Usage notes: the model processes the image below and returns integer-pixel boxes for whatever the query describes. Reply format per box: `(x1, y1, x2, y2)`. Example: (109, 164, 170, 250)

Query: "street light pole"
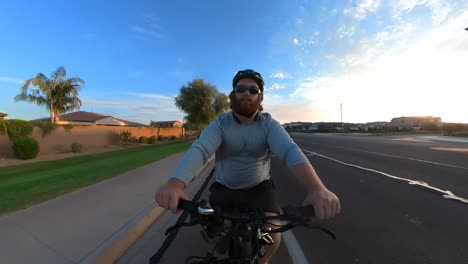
(340, 102, 343, 130)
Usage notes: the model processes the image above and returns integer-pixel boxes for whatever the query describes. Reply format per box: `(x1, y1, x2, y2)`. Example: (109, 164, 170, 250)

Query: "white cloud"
(393, 0, 422, 13)
(83, 98, 147, 109)
(264, 95, 323, 124)
(0, 76, 23, 85)
(429, 1, 452, 26)
(293, 38, 300, 46)
(131, 93, 174, 100)
(392, 0, 454, 26)
(294, 55, 306, 67)
(337, 25, 356, 38)
(131, 26, 164, 39)
(295, 18, 304, 25)
(276, 10, 468, 123)
(131, 13, 165, 39)
(375, 23, 414, 42)
(265, 83, 286, 91)
(81, 92, 183, 124)
(335, 22, 414, 68)
(344, 0, 382, 21)
(270, 72, 290, 79)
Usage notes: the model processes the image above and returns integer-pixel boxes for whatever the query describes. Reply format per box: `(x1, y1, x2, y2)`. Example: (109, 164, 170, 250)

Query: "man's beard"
(231, 95, 261, 118)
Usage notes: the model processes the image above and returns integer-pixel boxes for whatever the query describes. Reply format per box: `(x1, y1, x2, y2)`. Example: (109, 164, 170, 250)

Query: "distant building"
(318, 122, 343, 131)
(0, 112, 7, 120)
(365, 121, 389, 131)
(32, 111, 146, 127)
(390, 116, 442, 130)
(349, 123, 366, 131)
(283, 122, 345, 132)
(151, 120, 183, 128)
(283, 122, 316, 131)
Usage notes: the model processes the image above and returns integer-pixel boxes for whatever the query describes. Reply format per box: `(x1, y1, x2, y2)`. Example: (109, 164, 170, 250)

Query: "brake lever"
(261, 223, 297, 234)
(165, 221, 199, 235)
(306, 226, 337, 240)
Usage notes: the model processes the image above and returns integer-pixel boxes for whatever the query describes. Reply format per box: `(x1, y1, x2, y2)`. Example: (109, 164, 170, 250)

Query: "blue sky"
(1, 0, 468, 124)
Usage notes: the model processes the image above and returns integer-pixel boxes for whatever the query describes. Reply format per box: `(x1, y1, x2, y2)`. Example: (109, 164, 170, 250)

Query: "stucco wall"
(0, 125, 185, 158)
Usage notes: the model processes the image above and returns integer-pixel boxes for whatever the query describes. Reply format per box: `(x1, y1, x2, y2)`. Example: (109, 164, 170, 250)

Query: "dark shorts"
(209, 180, 280, 214)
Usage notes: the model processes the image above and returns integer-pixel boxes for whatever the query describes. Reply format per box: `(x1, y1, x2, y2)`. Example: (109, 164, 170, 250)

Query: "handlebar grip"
(300, 205, 315, 217)
(177, 199, 196, 212)
(282, 205, 315, 221)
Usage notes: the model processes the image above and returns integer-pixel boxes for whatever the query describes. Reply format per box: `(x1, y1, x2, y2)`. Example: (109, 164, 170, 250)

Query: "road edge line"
(283, 230, 310, 264)
(95, 206, 165, 264)
(92, 155, 215, 264)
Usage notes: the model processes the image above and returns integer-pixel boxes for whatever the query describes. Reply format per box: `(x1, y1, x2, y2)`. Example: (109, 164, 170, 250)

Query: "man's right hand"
(155, 179, 188, 213)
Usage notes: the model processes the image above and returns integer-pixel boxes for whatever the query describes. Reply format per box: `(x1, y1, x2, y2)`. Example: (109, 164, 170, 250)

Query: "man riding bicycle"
(155, 69, 341, 264)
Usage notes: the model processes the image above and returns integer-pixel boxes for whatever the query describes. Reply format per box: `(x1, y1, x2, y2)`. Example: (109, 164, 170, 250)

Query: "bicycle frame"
(163, 200, 336, 264)
(185, 212, 269, 263)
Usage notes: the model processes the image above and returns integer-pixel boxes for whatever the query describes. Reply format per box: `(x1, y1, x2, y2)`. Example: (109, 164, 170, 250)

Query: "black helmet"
(232, 69, 265, 92)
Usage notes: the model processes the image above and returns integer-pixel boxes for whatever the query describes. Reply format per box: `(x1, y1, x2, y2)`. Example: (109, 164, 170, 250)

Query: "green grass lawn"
(0, 141, 192, 216)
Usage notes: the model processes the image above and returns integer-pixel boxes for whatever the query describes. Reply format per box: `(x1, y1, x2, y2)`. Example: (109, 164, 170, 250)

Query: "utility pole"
(340, 102, 343, 130)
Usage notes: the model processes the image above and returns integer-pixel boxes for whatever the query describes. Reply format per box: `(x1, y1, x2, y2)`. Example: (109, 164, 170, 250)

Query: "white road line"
(334, 146, 468, 170)
(283, 230, 310, 264)
(302, 149, 468, 205)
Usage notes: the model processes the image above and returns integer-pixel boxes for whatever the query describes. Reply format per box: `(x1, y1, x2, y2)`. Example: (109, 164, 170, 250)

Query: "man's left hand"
(302, 189, 341, 220)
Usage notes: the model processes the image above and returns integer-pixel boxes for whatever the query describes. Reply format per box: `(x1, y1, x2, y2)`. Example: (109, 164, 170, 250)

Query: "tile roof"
(31, 111, 147, 126)
(59, 111, 110, 122)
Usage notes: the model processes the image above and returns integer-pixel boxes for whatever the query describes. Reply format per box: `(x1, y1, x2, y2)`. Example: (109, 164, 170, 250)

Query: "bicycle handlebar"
(177, 199, 315, 227)
(173, 199, 336, 240)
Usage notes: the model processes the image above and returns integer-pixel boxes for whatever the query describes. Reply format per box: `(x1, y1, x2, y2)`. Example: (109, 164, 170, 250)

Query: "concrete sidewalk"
(0, 152, 214, 264)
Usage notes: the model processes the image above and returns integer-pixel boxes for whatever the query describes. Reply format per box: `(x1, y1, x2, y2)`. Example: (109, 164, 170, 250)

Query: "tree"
(175, 78, 229, 133)
(149, 120, 158, 127)
(15, 66, 84, 123)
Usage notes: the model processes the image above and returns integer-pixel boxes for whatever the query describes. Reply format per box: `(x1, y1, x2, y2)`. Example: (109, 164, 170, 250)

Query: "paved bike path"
(0, 152, 214, 264)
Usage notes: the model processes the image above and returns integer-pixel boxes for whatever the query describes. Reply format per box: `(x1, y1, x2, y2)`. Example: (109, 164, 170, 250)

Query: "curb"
(95, 206, 166, 264)
(93, 155, 215, 264)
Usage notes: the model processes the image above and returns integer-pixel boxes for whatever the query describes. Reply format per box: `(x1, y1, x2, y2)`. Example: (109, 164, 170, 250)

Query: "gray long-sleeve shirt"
(170, 111, 309, 189)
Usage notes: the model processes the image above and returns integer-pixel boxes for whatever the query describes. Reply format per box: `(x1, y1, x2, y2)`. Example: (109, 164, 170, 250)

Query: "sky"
(1, 0, 468, 125)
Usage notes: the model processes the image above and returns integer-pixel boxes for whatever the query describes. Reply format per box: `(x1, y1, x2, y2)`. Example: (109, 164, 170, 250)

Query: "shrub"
(0, 120, 6, 135)
(452, 131, 468, 137)
(12, 137, 39, 159)
(63, 124, 74, 131)
(139, 136, 148, 144)
(30, 121, 57, 138)
(157, 135, 165, 141)
(169, 135, 177, 140)
(120, 130, 132, 145)
(4, 119, 33, 139)
(149, 135, 157, 144)
(71, 142, 82, 153)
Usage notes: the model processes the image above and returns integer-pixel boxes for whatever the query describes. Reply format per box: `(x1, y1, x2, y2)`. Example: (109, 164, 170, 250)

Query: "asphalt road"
(120, 133, 468, 264)
(277, 133, 468, 264)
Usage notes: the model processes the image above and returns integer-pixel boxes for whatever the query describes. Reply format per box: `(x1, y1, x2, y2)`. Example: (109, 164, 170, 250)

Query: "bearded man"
(155, 69, 341, 264)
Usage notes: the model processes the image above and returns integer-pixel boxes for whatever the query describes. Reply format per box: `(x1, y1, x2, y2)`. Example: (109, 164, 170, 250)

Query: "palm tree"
(15, 66, 85, 123)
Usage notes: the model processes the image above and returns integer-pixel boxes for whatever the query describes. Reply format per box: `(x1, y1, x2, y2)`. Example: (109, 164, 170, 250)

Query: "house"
(0, 112, 7, 120)
(283, 122, 314, 131)
(390, 116, 442, 130)
(32, 111, 146, 127)
(365, 121, 389, 131)
(283, 122, 346, 132)
(151, 120, 183, 128)
(349, 123, 365, 131)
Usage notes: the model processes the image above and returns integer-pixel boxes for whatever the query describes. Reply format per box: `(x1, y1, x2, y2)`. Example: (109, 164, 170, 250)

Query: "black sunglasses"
(234, 85, 262, 95)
